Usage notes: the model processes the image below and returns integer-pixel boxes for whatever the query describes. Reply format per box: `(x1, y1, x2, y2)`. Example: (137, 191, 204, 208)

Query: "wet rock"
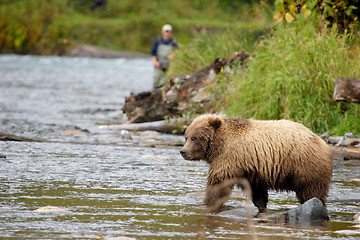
(61, 125, 90, 135)
(338, 138, 360, 147)
(123, 51, 250, 123)
(345, 132, 358, 139)
(285, 197, 329, 226)
(217, 207, 256, 220)
(61, 129, 90, 135)
(267, 198, 330, 226)
(334, 229, 360, 235)
(322, 132, 360, 160)
(327, 136, 344, 145)
(120, 130, 132, 140)
(322, 132, 360, 147)
(218, 198, 329, 226)
(354, 213, 360, 222)
(34, 206, 69, 213)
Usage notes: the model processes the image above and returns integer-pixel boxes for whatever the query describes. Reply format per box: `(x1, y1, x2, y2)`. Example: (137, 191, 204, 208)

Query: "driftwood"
(0, 132, 45, 142)
(123, 51, 250, 123)
(99, 118, 191, 135)
(331, 146, 360, 160)
(333, 77, 360, 103)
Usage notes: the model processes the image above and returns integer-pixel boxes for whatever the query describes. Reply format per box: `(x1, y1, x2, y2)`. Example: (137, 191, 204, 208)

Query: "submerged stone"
(354, 213, 360, 222)
(286, 197, 329, 226)
(217, 207, 256, 220)
(34, 206, 69, 213)
(217, 197, 329, 227)
(334, 230, 360, 235)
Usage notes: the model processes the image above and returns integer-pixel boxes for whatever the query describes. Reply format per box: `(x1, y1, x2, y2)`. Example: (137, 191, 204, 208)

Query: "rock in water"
(218, 197, 330, 227)
(286, 197, 329, 226)
(354, 213, 360, 222)
(34, 206, 68, 213)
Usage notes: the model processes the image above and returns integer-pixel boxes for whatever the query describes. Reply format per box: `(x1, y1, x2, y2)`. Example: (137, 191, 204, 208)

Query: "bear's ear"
(209, 117, 222, 130)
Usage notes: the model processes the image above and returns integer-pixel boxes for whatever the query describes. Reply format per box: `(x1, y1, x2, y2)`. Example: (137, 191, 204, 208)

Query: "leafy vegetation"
(0, 0, 70, 55)
(0, 0, 268, 55)
(0, 0, 359, 135)
(273, 0, 360, 30)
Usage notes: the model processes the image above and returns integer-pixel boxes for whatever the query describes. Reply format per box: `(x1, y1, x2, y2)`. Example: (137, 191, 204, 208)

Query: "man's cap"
(162, 24, 172, 32)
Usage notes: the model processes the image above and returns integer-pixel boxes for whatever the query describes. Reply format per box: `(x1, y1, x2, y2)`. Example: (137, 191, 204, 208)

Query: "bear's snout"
(180, 149, 188, 160)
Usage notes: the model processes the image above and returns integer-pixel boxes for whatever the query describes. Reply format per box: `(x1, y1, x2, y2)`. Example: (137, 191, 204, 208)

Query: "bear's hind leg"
(295, 184, 328, 207)
(251, 185, 268, 213)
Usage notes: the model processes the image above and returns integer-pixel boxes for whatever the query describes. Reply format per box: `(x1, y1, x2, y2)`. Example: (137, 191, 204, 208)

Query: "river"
(0, 54, 359, 239)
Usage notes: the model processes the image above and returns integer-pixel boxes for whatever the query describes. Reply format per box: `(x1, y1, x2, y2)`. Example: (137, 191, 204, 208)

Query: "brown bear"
(180, 114, 333, 212)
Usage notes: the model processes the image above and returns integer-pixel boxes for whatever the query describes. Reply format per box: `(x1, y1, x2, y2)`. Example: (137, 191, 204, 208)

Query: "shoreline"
(1, 44, 150, 59)
(68, 44, 150, 59)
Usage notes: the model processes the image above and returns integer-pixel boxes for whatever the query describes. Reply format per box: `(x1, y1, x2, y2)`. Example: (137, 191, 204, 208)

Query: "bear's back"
(221, 118, 332, 182)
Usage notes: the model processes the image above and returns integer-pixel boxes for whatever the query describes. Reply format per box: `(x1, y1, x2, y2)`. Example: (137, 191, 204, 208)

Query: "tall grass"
(226, 16, 360, 135)
(167, 26, 265, 76)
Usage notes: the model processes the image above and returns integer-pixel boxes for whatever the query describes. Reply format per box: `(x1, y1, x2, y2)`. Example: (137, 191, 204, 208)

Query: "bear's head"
(180, 115, 222, 161)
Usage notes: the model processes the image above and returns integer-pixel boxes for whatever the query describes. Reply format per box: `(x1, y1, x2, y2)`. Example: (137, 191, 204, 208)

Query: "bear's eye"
(191, 137, 197, 141)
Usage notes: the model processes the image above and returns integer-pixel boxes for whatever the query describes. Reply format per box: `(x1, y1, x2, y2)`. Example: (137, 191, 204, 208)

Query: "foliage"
(0, 0, 71, 55)
(226, 16, 360, 135)
(1, 0, 359, 135)
(273, 0, 360, 31)
(0, 0, 269, 55)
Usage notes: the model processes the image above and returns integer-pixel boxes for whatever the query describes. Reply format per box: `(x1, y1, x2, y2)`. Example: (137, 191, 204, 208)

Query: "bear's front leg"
(251, 184, 268, 213)
(204, 182, 233, 212)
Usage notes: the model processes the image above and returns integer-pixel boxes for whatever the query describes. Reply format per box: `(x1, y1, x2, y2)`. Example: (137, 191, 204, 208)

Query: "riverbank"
(69, 44, 150, 59)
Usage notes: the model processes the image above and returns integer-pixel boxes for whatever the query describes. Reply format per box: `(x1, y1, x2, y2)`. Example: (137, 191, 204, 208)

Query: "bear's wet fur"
(180, 114, 333, 212)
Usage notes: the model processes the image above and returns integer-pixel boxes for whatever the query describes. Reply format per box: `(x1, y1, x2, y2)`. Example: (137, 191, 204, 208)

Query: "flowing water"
(0, 54, 359, 239)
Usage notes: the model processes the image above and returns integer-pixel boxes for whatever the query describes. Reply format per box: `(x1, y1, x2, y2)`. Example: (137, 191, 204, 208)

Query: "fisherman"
(150, 24, 178, 88)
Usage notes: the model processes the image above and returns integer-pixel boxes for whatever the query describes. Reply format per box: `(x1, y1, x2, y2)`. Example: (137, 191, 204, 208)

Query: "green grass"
(166, 26, 267, 76)
(225, 15, 360, 135)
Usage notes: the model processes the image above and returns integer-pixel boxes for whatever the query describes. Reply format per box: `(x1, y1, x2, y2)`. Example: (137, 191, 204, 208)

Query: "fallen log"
(99, 118, 192, 135)
(123, 89, 168, 123)
(123, 51, 250, 123)
(333, 77, 360, 103)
